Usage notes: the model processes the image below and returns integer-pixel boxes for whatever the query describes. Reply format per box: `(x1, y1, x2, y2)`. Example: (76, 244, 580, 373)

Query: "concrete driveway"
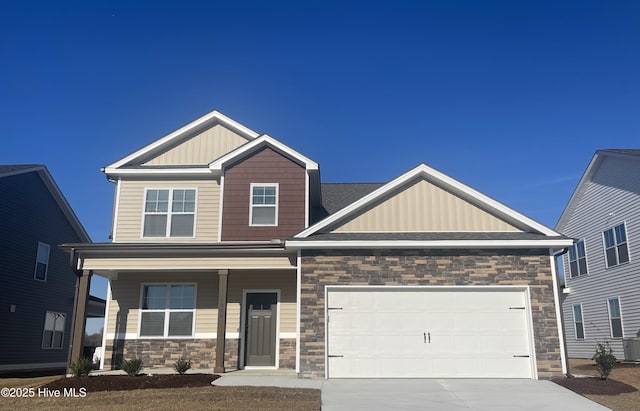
(321, 379, 609, 411)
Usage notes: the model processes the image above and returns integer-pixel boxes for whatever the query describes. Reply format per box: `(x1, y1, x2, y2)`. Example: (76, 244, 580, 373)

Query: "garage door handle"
(424, 332, 430, 344)
(328, 355, 344, 358)
(513, 355, 530, 358)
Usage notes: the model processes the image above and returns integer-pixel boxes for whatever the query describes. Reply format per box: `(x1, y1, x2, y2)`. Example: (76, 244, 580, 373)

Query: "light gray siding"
(561, 155, 640, 358)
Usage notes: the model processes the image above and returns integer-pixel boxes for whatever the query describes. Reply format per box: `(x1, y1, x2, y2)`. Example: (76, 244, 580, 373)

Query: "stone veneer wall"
(102, 337, 297, 371)
(298, 249, 563, 379)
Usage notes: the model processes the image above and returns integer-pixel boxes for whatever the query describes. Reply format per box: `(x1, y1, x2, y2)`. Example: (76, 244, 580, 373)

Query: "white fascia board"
(295, 163, 562, 238)
(286, 239, 575, 249)
(555, 152, 601, 232)
(106, 110, 260, 170)
(209, 134, 318, 172)
(103, 167, 213, 177)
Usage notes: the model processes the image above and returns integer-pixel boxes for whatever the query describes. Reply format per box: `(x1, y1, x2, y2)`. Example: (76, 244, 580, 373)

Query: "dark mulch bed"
(43, 374, 220, 392)
(553, 376, 637, 395)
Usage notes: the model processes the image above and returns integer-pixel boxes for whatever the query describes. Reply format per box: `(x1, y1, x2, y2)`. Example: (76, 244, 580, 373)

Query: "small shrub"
(69, 357, 93, 377)
(174, 357, 192, 375)
(592, 342, 617, 380)
(121, 358, 143, 376)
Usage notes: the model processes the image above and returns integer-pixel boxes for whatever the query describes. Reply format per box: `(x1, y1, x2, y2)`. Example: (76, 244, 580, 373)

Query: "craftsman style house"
(0, 165, 91, 372)
(63, 110, 573, 379)
(557, 150, 640, 360)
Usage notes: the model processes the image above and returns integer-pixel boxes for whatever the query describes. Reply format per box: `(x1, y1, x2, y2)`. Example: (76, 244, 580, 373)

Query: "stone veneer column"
(214, 269, 229, 373)
(67, 269, 92, 373)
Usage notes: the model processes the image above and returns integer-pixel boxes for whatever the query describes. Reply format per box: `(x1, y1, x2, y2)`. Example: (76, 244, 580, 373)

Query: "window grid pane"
(143, 285, 167, 309)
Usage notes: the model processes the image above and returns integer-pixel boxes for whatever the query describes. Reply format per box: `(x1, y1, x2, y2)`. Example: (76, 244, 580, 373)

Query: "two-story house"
(0, 165, 92, 372)
(556, 149, 640, 360)
(63, 110, 573, 379)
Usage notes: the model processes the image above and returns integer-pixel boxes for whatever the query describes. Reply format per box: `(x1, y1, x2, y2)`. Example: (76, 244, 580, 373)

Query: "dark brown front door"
(245, 292, 277, 366)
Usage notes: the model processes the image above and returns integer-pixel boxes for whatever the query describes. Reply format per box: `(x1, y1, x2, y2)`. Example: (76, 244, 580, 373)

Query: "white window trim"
(607, 297, 624, 339)
(34, 242, 50, 282)
(141, 188, 198, 238)
(602, 222, 630, 268)
(249, 183, 279, 227)
(568, 239, 588, 278)
(572, 303, 585, 340)
(42, 311, 66, 349)
(138, 283, 197, 339)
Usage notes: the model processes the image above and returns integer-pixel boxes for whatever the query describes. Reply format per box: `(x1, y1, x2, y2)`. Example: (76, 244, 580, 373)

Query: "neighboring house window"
(34, 242, 50, 281)
(572, 304, 585, 339)
(139, 284, 195, 337)
(143, 189, 196, 237)
(603, 223, 629, 268)
(42, 311, 65, 349)
(607, 297, 623, 338)
(250, 184, 278, 226)
(568, 239, 588, 278)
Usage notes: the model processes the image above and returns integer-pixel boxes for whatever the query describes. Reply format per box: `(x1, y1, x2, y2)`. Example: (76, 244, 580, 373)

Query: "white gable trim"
(295, 163, 561, 238)
(209, 134, 319, 173)
(105, 110, 260, 172)
(556, 150, 640, 232)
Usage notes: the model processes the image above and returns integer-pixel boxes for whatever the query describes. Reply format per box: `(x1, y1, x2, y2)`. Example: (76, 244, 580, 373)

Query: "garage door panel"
(327, 288, 533, 379)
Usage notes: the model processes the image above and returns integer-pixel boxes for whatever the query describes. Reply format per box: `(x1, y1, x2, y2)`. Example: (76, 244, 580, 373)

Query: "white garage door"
(327, 287, 533, 378)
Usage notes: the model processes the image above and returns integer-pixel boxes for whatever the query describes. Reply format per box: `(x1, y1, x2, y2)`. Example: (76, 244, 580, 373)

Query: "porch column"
(214, 269, 229, 373)
(67, 269, 92, 373)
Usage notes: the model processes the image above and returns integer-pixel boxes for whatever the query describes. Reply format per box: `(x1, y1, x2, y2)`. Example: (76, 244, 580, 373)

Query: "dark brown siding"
(221, 146, 306, 241)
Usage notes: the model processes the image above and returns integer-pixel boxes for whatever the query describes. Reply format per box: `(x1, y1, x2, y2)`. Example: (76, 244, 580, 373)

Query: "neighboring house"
(556, 149, 640, 360)
(62, 110, 573, 379)
(0, 165, 92, 372)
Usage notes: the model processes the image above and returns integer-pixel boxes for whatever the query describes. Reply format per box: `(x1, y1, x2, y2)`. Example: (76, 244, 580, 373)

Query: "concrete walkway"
(321, 379, 610, 411)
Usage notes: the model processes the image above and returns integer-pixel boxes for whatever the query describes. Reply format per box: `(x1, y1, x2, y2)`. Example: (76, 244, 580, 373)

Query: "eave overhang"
(286, 239, 574, 250)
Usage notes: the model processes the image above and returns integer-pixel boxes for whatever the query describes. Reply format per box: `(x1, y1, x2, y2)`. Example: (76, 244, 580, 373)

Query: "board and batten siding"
(142, 124, 249, 166)
(113, 178, 220, 242)
(334, 179, 521, 233)
(105, 270, 296, 338)
(561, 155, 640, 358)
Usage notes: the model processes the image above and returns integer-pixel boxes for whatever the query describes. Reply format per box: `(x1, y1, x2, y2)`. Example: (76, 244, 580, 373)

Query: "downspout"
(551, 247, 572, 377)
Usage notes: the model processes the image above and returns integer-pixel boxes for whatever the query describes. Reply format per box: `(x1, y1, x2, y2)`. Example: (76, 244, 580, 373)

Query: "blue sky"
(1, 1, 639, 332)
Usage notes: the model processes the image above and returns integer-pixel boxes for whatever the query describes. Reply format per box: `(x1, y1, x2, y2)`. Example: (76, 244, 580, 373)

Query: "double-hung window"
(603, 223, 629, 268)
(250, 184, 278, 226)
(34, 242, 50, 281)
(140, 284, 195, 337)
(42, 311, 66, 349)
(567, 239, 588, 278)
(572, 304, 585, 339)
(143, 189, 196, 237)
(607, 297, 623, 338)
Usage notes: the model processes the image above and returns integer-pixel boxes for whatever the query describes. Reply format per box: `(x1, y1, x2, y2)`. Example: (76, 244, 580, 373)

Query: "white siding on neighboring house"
(561, 155, 640, 359)
(113, 178, 220, 242)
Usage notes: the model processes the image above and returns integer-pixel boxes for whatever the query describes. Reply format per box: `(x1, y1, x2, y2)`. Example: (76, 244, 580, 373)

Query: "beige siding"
(82, 255, 296, 271)
(114, 178, 220, 242)
(105, 270, 296, 337)
(143, 124, 249, 166)
(334, 179, 521, 232)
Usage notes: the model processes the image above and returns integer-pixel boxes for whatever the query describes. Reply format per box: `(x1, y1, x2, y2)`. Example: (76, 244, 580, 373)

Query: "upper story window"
(34, 242, 50, 281)
(42, 311, 66, 349)
(250, 184, 278, 226)
(603, 223, 629, 268)
(607, 297, 623, 338)
(139, 284, 196, 338)
(143, 189, 196, 237)
(567, 239, 588, 278)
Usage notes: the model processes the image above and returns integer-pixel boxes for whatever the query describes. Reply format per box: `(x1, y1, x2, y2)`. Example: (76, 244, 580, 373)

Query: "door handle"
(424, 332, 431, 344)
(424, 332, 426, 344)
(428, 332, 431, 344)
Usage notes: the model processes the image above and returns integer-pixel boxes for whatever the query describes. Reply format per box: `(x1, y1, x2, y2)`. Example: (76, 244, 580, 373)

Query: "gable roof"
(103, 110, 260, 175)
(209, 134, 318, 173)
(321, 183, 386, 215)
(556, 149, 640, 232)
(0, 165, 91, 243)
(289, 163, 570, 249)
